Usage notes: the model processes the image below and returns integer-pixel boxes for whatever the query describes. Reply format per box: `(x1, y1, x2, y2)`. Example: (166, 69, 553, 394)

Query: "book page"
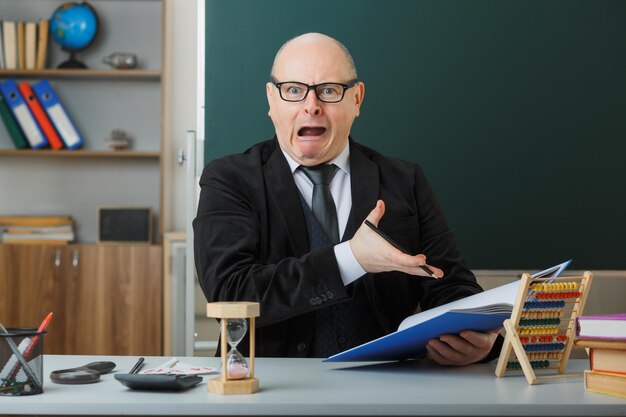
(397, 260, 572, 332)
(398, 281, 520, 331)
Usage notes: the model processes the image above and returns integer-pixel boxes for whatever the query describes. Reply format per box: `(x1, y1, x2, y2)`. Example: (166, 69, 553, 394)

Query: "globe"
(50, 2, 99, 69)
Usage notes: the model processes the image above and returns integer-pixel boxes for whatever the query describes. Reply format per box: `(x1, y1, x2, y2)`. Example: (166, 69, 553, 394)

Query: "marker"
(8, 312, 54, 379)
(364, 220, 437, 277)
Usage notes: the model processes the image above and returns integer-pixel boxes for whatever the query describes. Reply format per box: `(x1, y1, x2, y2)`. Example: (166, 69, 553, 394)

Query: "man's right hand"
(349, 199, 444, 278)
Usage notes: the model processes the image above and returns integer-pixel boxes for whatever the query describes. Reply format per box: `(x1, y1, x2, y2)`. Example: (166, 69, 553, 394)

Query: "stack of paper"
(140, 358, 216, 375)
(0, 216, 75, 244)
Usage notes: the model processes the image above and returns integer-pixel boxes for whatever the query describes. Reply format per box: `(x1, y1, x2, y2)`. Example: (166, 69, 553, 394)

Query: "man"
(194, 33, 500, 365)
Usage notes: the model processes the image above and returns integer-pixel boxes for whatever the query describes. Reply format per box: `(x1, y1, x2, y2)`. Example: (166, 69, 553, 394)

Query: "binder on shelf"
(2, 21, 16, 70)
(16, 22, 25, 70)
(0, 79, 47, 149)
(18, 82, 64, 150)
(25, 22, 37, 70)
(36, 19, 49, 70)
(0, 89, 29, 149)
(32, 80, 83, 149)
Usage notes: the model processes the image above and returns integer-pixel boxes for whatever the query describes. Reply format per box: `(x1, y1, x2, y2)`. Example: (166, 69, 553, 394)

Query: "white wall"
(164, 0, 220, 356)
(163, 0, 197, 233)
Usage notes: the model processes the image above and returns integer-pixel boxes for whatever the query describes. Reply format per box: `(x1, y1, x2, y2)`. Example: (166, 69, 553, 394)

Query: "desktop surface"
(0, 355, 624, 416)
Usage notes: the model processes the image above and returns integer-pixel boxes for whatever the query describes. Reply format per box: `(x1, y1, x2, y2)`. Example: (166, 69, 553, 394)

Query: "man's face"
(266, 35, 364, 166)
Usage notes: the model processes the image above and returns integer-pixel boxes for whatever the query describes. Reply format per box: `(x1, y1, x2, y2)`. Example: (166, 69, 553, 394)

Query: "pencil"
(364, 220, 435, 277)
(130, 357, 145, 374)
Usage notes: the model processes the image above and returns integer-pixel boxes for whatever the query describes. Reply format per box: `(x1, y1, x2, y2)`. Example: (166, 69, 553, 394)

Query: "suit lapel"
(343, 140, 380, 240)
(263, 139, 379, 252)
(264, 144, 309, 256)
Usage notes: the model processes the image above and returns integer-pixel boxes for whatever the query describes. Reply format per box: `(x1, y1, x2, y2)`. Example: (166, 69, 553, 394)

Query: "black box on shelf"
(98, 207, 152, 243)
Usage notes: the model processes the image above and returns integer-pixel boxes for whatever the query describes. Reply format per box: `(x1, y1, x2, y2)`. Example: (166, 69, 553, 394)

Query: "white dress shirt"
(281, 142, 366, 285)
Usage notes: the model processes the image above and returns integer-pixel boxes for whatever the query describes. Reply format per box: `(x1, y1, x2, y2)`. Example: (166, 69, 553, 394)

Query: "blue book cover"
(324, 260, 571, 362)
(31, 80, 84, 150)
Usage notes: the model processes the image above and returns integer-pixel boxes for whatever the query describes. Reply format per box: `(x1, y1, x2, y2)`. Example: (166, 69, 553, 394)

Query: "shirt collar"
(281, 141, 351, 175)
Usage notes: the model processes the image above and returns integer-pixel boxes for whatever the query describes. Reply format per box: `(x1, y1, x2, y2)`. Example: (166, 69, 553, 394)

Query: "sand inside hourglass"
(226, 318, 250, 380)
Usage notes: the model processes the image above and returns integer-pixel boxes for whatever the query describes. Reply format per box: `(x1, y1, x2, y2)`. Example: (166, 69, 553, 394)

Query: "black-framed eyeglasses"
(270, 76, 358, 103)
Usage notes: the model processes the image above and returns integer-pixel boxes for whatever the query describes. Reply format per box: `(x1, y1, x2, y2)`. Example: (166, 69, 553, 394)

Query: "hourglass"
(206, 302, 260, 394)
(225, 318, 248, 379)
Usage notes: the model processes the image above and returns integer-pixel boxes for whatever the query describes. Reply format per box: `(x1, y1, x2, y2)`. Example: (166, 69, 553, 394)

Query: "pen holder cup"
(0, 328, 44, 396)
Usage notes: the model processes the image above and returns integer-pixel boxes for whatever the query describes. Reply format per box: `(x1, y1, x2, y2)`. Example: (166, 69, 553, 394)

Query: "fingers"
(426, 336, 468, 366)
(365, 199, 385, 226)
(388, 250, 444, 279)
(427, 266, 444, 279)
(350, 199, 444, 278)
(426, 343, 454, 365)
(426, 330, 499, 366)
(458, 330, 490, 347)
(398, 262, 444, 279)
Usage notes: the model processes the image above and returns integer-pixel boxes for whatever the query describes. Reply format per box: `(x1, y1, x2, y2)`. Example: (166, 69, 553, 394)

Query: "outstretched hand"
(349, 200, 443, 278)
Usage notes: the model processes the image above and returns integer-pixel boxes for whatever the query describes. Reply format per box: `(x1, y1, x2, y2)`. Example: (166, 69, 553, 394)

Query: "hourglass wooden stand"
(206, 302, 260, 394)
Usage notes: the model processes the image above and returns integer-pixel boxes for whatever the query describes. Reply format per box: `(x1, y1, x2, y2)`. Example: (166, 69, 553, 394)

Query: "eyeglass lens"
(279, 82, 346, 103)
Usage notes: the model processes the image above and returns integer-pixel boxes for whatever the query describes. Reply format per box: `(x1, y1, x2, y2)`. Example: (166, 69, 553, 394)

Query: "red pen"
(8, 312, 53, 379)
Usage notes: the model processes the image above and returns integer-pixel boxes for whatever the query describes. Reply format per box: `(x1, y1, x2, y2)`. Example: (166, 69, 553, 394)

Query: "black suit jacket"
(194, 138, 488, 358)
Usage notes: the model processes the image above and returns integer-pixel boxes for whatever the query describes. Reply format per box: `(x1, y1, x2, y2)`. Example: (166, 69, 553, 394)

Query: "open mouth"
(298, 127, 327, 137)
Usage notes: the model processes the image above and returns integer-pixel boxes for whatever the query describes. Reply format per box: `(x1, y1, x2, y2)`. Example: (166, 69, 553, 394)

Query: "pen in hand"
(364, 220, 437, 278)
(129, 357, 145, 374)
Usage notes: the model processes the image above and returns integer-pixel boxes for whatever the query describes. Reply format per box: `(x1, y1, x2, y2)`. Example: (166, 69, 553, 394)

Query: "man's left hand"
(426, 329, 499, 366)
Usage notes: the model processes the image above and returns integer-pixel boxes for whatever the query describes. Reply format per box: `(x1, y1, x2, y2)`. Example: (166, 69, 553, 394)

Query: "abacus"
(495, 271, 593, 384)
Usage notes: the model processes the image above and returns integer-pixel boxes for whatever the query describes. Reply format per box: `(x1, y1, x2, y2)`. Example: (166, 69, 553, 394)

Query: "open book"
(324, 260, 571, 362)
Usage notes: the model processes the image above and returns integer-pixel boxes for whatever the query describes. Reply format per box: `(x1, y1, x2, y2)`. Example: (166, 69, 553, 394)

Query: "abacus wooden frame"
(495, 271, 593, 385)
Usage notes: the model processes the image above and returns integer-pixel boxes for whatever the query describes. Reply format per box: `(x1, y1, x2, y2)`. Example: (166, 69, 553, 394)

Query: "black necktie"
(300, 164, 340, 244)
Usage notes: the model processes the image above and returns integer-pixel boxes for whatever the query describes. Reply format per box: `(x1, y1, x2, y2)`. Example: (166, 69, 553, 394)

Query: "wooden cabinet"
(0, 243, 162, 355)
(0, 244, 67, 353)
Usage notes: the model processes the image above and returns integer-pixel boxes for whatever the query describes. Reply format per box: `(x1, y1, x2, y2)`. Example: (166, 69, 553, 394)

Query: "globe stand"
(58, 50, 88, 69)
(206, 302, 260, 395)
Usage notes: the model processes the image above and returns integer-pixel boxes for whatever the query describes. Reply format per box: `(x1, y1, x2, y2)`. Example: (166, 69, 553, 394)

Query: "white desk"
(0, 355, 625, 416)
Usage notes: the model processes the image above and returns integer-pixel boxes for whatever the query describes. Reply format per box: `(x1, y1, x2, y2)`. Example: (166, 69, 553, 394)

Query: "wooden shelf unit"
(0, 149, 161, 158)
(0, 0, 166, 244)
(0, 0, 167, 356)
(0, 69, 161, 80)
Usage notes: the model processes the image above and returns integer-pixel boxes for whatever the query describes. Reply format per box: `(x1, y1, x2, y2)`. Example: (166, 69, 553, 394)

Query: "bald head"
(270, 33, 357, 80)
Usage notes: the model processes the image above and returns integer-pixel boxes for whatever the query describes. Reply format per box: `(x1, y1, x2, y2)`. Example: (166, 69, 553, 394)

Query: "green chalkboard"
(205, 0, 626, 270)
